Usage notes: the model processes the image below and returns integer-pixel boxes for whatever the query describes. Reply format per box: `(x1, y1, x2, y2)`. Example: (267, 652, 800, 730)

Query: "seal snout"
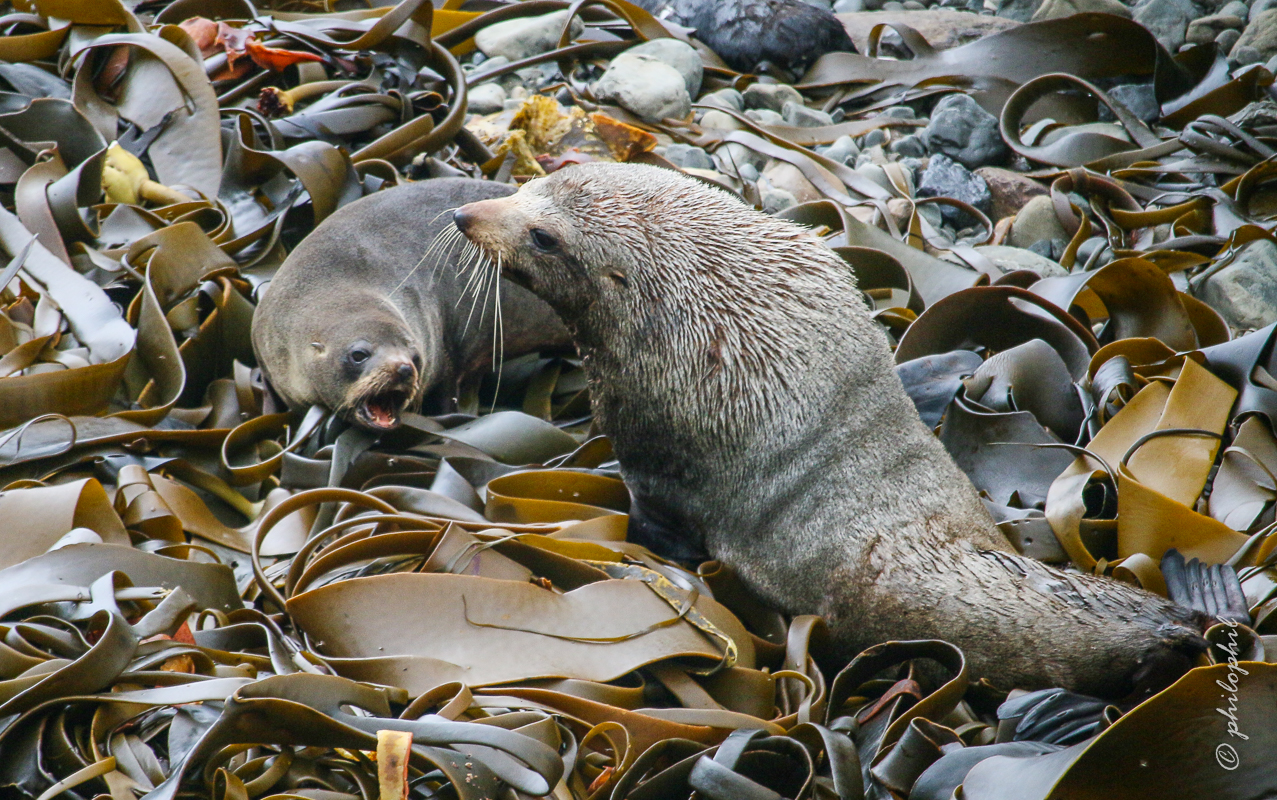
(348, 352, 420, 432)
(452, 205, 476, 234)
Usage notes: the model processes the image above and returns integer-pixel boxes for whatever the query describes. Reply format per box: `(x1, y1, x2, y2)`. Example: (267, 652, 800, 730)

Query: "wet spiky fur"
(455, 162, 1210, 698)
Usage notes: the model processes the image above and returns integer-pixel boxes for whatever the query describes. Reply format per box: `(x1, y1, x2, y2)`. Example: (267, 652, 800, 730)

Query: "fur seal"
(252, 178, 571, 430)
(633, 0, 856, 74)
(452, 163, 1213, 698)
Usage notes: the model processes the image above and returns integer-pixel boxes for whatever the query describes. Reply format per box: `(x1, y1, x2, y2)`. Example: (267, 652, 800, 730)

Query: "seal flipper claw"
(1161, 548, 1251, 626)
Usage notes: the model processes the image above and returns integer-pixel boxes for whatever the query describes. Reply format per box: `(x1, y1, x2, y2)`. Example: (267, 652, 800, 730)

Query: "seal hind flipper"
(1161, 548, 1250, 626)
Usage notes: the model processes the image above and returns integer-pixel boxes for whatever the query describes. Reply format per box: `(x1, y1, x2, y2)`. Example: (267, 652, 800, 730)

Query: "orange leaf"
(244, 38, 324, 72)
(180, 16, 219, 58)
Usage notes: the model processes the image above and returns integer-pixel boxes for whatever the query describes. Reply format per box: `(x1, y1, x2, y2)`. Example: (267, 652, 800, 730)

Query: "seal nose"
(395, 361, 415, 380)
(453, 205, 475, 234)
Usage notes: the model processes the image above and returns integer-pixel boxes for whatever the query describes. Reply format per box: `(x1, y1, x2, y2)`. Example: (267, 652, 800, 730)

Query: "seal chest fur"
(453, 162, 1211, 698)
(252, 178, 570, 430)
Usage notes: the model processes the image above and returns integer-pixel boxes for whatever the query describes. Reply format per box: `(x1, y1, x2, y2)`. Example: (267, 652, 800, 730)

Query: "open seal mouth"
(354, 388, 411, 430)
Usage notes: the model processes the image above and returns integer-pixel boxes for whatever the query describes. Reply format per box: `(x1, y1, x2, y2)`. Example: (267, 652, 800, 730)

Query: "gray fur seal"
(452, 162, 1212, 698)
(252, 178, 571, 430)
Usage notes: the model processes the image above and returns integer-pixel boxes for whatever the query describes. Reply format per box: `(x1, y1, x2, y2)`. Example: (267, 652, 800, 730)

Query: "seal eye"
(348, 347, 372, 365)
(529, 228, 558, 252)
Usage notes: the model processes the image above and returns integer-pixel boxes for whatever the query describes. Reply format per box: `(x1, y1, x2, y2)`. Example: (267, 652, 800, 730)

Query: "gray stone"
(1232, 9, 1277, 59)
(1186, 13, 1245, 44)
(1028, 238, 1068, 261)
(996, 0, 1042, 21)
(758, 176, 798, 214)
(973, 245, 1069, 278)
(782, 101, 834, 127)
(714, 141, 768, 174)
(1252, 0, 1277, 23)
(743, 83, 803, 112)
(745, 108, 786, 125)
(700, 88, 744, 112)
(467, 83, 508, 114)
(1219, 0, 1248, 18)
(854, 163, 897, 193)
(664, 143, 715, 171)
(475, 10, 584, 62)
(700, 109, 744, 130)
(738, 163, 760, 182)
(921, 93, 1008, 169)
(592, 53, 691, 123)
(801, 0, 834, 7)
(1009, 195, 1071, 249)
(1097, 82, 1160, 123)
(915, 154, 993, 227)
(822, 135, 861, 164)
(903, 1, 926, 8)
(1232, 44, 1265, 65)
(1133, 0, 1198, 52)
(1268, 54, 1277, 74)
(628, 38, 704, 97)
(884, 105, 916, 118)
(862, 128, 889, 148)
(1032, 0, 1131, 19)
(834, 0, 865, 10)
(889, 133, 928, 158)
(1201, 239, 1277, 331)
(840, 10, 1020, 49)
(1216, 27, 1243, 51)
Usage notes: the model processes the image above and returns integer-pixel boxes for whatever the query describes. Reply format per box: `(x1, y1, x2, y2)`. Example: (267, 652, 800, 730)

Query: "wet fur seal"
(252, 178, 571, 430)
(453, 163, 1213, 699)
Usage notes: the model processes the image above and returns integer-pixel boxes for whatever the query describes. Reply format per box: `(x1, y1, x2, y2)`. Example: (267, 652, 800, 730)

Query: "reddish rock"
(975, 166, 1049, 223)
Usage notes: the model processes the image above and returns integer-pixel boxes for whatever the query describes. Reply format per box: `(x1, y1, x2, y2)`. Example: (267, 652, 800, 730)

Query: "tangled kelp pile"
(1, 0, 1277, 797)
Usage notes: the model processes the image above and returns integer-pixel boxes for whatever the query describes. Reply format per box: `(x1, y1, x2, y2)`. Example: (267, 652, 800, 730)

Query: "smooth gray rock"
(834, 0, 865, 10)
(745, 108, 786, 125)
(1186, 12, 1245, 44)
(467, 83, 508, 114)
(782, 101, 834, 127)
(628, 38, 704, 97)
(1133, 0, 1199, 52)
(1251, 0, 1277, 23)
(475, 10, 584, 62)
(1232, 44, 1265, 65)
(862, 128, 888, 147)
(1216, 28, 1242, 52)
(884, 105, 916, 119)
(973, 245, 1069, 278)
(593, 53, 691, 122)
(822, 134, 861, 164)
(889, 133, 928, 158)
(700, 88, 744, 112)
(743, 83, 803, 112)
(1009, 195, 1071, 250)
(1219, 0, 1248, 18)
(1201, 239, 1277, 331)
(664, 143, 716, 171)
(921, 94, 1008, 169)
(916, 154, 993, 227)
(714, 141, 768, 174)
(996, 0, 1043, 22)
(1232, 9, 1277, 59)
(758, 176, 798, 214)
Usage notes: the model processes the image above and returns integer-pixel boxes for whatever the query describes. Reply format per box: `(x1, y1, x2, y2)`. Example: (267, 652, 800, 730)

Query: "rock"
(1216, 27, 1242, 51)
(855, 163, 897, 193)
(888, 134, 928, 157)
(1231, 100, 1277, 130)
(903, 1, 926, 8)
(743, 83, 803, 112)
(1009, 195, 1071, 249)
(467, 83, 508, 114)
(782, 101, 834, 127)
(996, 0, 1043, 20)
(862, 128, 889, 148)
(1232, 44, 1265, 65)
(762, 161, 822, 203)
(887, 197, 914, 228)
(802, 0, 834, 7)
(1133, 0, 1198, 53)
(746, 108, 786, 125)
(627, 38, 704, 97)
(715, 141, 768, 174)
(834, 0, 865, 10)
(1201, 239, 1277, 331)
(758, 176, 798, 214)
(475, 10, 584, 62)
(973, 245, 1069, 277)
(921, 94, 1008, 169)
(1032, 0, 1131, 20)
(836, 10, 1019, 51)
(700, 88, 744, 112)
(1028, 238, 1068, 261)
(975, 166, 1048, 221)
(664, 143, 716, 171)
(916, 154, 993, 227)
(592, 53, 691, 122)
(884, 105, 916, 119)
(822, 134, 861, 164)
(700, 109, 745, 130)
(1218, 0, 1248, 15)
(739, 163, 760, 182)
(1185, 13, 1245, 44)
(1232, 9, 1277, 60)
(1107, 82, 1161, 122)
(1251, 0, 1277, 23)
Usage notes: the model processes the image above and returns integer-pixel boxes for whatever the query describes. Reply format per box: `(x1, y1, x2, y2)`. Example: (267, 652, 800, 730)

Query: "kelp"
(0, 0, 1276, 797)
